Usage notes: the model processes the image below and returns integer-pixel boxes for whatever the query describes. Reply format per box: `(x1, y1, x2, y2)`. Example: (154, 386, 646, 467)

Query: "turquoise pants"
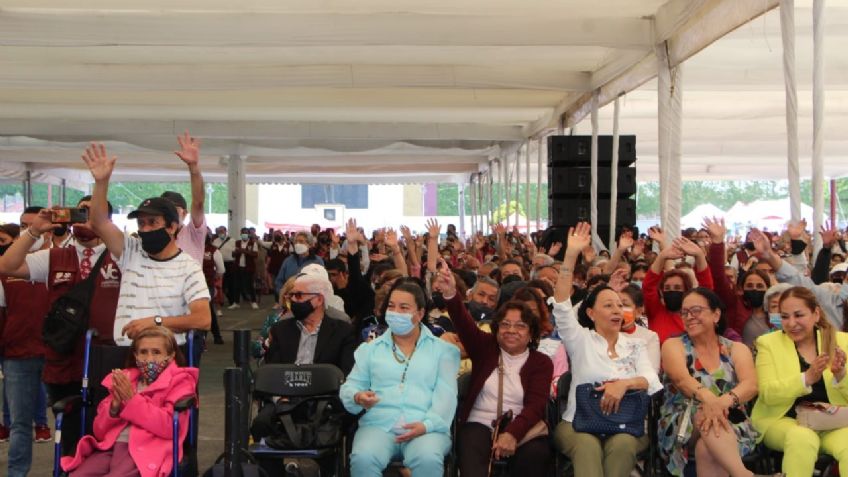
(349, 426, 451, 477)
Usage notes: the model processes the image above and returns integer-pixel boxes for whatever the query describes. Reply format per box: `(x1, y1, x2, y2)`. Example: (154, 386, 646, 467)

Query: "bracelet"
(25, 227, 41, 241)
(728, 390, 741, 408)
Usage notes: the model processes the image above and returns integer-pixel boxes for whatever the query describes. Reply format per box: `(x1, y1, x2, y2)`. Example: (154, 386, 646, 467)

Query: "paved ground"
(0, 298, 275, 476)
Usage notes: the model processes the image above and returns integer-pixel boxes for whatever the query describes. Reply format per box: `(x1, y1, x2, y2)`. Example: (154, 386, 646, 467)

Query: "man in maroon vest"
(0, 197, 120, 456)
(0, 209, 51, 477)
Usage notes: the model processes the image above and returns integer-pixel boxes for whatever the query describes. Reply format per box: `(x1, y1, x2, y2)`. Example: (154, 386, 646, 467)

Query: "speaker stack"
(546, 135, 637, 249)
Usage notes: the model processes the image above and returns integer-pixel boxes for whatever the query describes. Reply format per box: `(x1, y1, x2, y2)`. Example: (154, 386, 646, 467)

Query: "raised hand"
(174, 130, 200, 167)
(673, 237, 703, 257)
(346, 218, 360, 242)
(547, 241, 563, 256)
(820, 221, 839, 248)
(81, 143, 117, 182)
(648, 226, 666, 247)
(385, 228, 399, 249)
(787, 219, 808, 241)
(617, 231, 634, 251)
(608, 268, 629, 292)
(426, 218, 441, 238)
(748, 229, 773, 258)
(702, 217, 727, 244)
(631, 238, 646, 257)
(399, 225, 413, 242)
(566, 222, 592, 256)
(30, 209, 58, 235)
(492, 223, 506, 236)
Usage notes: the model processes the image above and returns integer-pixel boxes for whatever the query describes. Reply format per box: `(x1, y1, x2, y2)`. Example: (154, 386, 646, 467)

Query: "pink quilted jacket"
(61, 362, 199, 477)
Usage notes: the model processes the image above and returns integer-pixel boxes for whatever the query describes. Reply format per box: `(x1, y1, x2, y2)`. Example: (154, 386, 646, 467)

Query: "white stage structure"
(0, 1, 846, 235)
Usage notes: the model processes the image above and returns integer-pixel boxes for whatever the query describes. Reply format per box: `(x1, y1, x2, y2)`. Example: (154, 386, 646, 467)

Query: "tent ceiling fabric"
(0, 0, 845, 186)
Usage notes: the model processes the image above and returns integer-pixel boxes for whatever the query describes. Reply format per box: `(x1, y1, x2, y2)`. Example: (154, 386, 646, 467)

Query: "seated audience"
(264, 272, 357, 374)
(437, 268, 553, 477)
(341, 281, 460, 476)
(658, 288, 760, 476)
(752, 286, 848, 477)
(552, 222, 662, 477)
(61, 328, 197, 477)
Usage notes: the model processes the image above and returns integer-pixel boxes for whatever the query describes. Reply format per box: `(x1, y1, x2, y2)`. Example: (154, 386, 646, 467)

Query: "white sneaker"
(251, 302, 259, 310)
(227, 303, 240, 310)
(216, 309, 223, 317)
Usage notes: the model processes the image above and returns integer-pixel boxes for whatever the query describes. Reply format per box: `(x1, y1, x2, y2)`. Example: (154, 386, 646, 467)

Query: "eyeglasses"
(498, 321, 529, 331)
(284, 292, 321, 301)
(680, 306, 707, 318)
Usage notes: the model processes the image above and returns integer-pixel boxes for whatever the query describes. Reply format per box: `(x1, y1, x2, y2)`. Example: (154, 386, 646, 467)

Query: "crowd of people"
(249, 214, 847, 477)
(1, 133, 848, 477)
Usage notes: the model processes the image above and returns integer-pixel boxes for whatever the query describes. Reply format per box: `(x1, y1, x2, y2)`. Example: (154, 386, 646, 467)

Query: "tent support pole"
(781, 0, 802, 223)
(656, 40, 683, 242)
(536, 137, 543, 233)
(458, 181, 466, 241)
(609, 96, 621, 248)
(226, 155, 247, 235)
(811, 0, 825, 252)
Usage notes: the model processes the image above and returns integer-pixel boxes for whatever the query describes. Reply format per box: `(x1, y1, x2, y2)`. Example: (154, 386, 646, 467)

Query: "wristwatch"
(154, 316, 164, 326)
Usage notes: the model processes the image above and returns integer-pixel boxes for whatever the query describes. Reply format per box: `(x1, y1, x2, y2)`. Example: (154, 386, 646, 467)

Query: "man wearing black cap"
(81, 142, 211, 348)
(159, 131, 208, 265)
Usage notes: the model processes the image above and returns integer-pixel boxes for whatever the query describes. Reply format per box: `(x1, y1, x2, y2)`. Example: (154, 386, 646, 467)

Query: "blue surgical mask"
(768, 313, 783, 330)
(240, 234, 249, 241)
(385, 310, 416, 336)
(631, 280, 643, 289)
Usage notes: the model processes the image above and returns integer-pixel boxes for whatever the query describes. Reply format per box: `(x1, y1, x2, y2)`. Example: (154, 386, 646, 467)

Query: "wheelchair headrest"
(253, 363, 344, 397)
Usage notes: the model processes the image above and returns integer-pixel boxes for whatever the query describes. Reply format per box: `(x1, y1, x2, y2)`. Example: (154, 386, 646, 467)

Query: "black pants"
(236, 267, 256, 304)
(208, 286, 223, 340)
(223, 261, 237, 305)
(458, 421, 551, 477)
(46, 381, 84, 456)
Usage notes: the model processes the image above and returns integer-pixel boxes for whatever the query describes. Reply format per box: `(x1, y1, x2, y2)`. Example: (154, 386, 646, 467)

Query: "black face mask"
(290, 300, 315, 321)
(431, 291, 446, 310)
(0, 243, 9, 256)
(744, 241, 756, 251)
(53, 224, 68, 237)
(138, 227, 172, 255)
(502, 274, 522, 285)
(663, 291, 684, 312)
(466, 300, 495, 321)
(743, 290, 765, 309)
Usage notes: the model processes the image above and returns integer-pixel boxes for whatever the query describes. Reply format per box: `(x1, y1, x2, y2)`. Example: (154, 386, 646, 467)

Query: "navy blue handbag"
(572, 382, 649, 437)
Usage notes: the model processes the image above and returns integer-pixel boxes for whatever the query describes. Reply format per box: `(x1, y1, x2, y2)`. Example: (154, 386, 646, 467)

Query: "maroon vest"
(43, 246, 121, 384)
(0, 275, 49, 359)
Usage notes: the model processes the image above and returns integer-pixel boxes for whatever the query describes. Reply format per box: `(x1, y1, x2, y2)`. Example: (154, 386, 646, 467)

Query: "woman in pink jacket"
(62, 327, 198, 477)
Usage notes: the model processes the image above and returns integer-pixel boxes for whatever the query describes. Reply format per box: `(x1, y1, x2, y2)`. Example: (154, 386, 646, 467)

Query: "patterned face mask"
(136, 358, 170, 383)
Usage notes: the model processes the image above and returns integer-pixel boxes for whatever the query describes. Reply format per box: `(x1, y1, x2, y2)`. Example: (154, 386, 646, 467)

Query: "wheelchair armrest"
(52, 395, 83, 416)
(174, 396, 197, 412)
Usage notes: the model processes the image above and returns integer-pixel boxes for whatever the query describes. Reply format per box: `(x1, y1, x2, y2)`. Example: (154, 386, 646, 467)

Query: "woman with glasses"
(552, 223, 663, 477)
(340, 280, 460, 477)
(435, 267, 553, 477)
(657, 287, 762, 477)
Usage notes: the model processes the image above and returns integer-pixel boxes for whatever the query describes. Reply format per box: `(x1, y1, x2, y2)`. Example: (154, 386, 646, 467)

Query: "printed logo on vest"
(99, 263, 121, 288)
(53, 271, 74, 284)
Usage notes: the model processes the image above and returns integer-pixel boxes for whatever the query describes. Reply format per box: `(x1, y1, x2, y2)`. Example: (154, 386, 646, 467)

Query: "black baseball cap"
(160, 191, 187, 210)
(127, 197, 180, 224)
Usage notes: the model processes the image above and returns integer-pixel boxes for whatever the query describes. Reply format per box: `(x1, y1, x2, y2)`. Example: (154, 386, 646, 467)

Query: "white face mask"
(294, 243, 308, 255)
(28, 235, 44, 252)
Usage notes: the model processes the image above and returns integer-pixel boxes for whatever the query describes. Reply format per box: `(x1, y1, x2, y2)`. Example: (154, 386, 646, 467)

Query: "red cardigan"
(446, 294, 553, 441)
(643, 265, 714, 344)
(707, 243, 751, 334)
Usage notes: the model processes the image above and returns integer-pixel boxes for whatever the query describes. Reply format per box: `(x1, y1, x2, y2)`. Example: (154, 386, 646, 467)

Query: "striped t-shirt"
(113, 235, 210, 346)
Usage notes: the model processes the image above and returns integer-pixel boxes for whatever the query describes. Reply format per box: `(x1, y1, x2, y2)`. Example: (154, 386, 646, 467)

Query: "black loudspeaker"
(548, 198, 636, 227)
(548, 166, 636, 198)
(548, 135, 636, 166)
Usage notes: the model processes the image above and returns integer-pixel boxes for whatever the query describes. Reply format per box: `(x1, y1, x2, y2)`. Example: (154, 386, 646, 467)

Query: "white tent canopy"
(681, 203, 725, 229)
(3, 0, 844, 189)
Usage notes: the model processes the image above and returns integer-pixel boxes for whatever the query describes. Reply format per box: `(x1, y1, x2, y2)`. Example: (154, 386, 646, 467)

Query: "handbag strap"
(496, 353, 504, 420)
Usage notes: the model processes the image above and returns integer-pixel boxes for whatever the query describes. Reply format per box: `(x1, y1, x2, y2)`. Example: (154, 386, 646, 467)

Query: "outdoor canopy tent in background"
(1, 0, 846, 239)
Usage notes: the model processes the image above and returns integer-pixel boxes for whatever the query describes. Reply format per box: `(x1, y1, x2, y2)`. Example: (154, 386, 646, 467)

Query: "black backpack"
(42, 251, 107, 355)
(254, 395, 344, 450)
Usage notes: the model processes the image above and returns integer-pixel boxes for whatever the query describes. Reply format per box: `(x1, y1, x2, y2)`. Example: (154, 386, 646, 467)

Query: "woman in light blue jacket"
(341, 280, 460, 477)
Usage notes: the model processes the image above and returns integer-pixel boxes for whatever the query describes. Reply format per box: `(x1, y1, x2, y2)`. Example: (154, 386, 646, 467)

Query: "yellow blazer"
(751, 329, 848, 441)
